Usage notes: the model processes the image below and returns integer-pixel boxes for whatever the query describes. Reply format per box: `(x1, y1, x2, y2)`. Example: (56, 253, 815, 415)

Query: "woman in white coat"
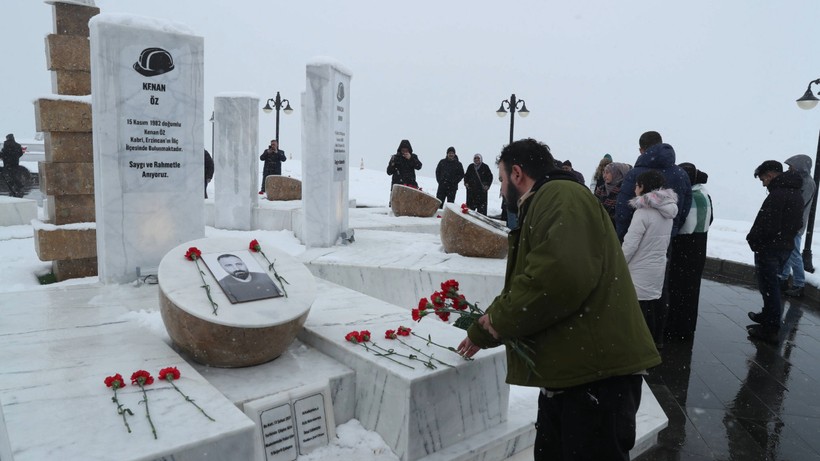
(622, 169, 678, 347)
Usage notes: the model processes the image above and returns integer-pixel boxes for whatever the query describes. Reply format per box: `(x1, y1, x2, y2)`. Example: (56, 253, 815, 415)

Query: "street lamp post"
(262, 91, 294, 143)
(794, 78, 820, 273)
(496, 93, 530, 144)
(209, 111, 214, 156)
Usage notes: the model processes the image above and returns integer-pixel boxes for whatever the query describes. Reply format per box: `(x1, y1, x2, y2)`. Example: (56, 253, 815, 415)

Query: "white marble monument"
(301, 59, 352, 247)
(90, 14, 205, 283)
(213, 94, 259, 230)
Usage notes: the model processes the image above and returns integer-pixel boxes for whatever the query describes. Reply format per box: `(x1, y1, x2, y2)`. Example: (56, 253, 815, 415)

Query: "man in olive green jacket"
(458, 139, 660, 461)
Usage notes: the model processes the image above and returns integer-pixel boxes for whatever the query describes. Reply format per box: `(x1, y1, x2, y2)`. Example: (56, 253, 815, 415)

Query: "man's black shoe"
(747, 324, 779, 344)
(784, 286, 804, 298)
(747, 311, 764, 324)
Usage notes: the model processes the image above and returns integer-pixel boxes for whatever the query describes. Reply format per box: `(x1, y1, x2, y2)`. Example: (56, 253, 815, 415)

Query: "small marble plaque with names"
(243, 384, 336, 461)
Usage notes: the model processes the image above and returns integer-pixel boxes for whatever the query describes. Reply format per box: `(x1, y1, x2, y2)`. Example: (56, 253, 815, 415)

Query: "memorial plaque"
(294, 394, 330, 454)
(260, 403, 297, 461)
(90, 15, 205, 283)
(243, 384, 336, 461)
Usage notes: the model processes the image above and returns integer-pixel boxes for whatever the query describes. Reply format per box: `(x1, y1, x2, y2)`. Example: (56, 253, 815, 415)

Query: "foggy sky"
(3, 0, 819, 223)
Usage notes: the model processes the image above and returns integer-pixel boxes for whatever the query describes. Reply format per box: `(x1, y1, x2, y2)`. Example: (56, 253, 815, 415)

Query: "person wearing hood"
(778, 154, 816, 298)
(666, 163, 714, 340)
(615, 131, 692, 241)
(435, 146, 464, 207)
(746, 160, 804, 344)
(386, 139, 422, 194)
(622, 170, 678, 347)
(464, 153, 493, 215)
(597, 162, 632, 227)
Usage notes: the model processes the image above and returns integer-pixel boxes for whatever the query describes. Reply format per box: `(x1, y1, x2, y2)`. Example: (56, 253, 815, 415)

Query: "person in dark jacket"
(259, 139, 286, 194)
(666, 163, 714, 340)
(615, 131, 692, 241)
(386, 139, 422, 192)
(561, 160, 586, 185)
(464, 153, 493, 215)
(458, 138, 660, 461)
(0, 134, 23, 168)
(204, 149, 214, 199)
(746, 160, 804, 344)
(435, 146, 464, 207)
(1, 134, 26, 197)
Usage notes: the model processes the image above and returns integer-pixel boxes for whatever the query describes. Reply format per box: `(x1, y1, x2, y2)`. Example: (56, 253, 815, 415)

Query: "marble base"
(0, 283, 256, 461)
(0, 196, 36, 226)
(158, 237, 316, 367)
(440, 203, 508, 258)
(301, 228, 507, 311)
(299, 278, 511, 461)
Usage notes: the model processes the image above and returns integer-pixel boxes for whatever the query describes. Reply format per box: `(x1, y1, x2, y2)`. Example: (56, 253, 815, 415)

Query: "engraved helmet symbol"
(337, 82, 345, 102)
(133, 47, 175, 77)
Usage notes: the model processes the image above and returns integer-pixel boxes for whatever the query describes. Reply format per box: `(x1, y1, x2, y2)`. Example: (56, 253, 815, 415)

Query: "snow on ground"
(0, 163, 817, 459)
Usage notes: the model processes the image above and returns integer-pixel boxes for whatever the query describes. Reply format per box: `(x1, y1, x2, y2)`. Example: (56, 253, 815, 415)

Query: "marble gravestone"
(301, 59, 352, 247)
(213, 94, 259, 230)
(90, 14, 204, 283)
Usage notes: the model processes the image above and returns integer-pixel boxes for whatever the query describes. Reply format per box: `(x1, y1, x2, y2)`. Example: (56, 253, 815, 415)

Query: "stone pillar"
(213, 94, 259, 230)
(32, 1, 100, 281)
(90, 15, 205, 283)
(301, 60, 352, 247)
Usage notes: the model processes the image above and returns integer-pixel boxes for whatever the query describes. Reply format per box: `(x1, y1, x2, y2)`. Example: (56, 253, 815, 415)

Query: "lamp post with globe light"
(794, 78, 820, 272)
(262, 91, 293, 144)
(496, 94, 530, 144)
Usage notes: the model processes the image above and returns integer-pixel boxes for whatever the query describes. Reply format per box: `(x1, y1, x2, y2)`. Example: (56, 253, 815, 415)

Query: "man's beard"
(231, 270, 250, 280)
(505, 184, 521, 214)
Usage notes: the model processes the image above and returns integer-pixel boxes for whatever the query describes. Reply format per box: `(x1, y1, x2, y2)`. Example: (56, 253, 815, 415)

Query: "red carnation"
(412, 308, 426, 322)
(397, 326, 412, 336)
(345, 331, 360, 343)
(441, 279, 460, 294)
(461, 203, 469, 214)
(131, 370, 154, 386)
(435, 310, 450, 322)
(431, 291, 446, 308)
(184, 247, 202, 261)
(385, 329, 397, 339)
(360, 330, 371, 341)
(158, 367, 181, 382)
(104, 373, 126, 389)
(249, 239, 261, 252)
(418, 297, 431, 310)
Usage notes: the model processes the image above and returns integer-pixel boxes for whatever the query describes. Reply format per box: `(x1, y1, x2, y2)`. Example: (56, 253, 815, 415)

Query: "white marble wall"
(90, 14, 205, 283)
(301, 60, 352, 247)
(299, 279, 511, 461)
(0, 284, 256, 461)
(213, 94, 259, 230)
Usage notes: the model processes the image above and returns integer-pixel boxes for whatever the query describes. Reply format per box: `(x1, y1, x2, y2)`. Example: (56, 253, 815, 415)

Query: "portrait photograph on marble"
(202, 250, 283, 304)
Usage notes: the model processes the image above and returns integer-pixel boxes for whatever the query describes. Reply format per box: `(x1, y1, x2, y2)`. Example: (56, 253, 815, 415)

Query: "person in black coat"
(746, 160, 804, 343)
(1, 134, 26, 197)
(464, 153, 493, 215)
(259, 139, 286, 194)
(386, 139, 422, 196)
(435, 146, 464, 207)
(204, 149, 214, 198)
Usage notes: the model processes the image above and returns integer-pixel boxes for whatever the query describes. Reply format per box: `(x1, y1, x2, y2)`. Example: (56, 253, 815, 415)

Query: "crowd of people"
(452, 133, 814, 460)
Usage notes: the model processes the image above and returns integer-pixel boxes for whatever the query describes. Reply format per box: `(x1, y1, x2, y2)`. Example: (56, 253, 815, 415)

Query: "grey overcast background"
(3, 1, 820, 223)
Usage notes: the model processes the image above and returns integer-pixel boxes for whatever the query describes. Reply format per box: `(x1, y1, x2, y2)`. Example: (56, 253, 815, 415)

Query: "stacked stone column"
(33, 2, 100, 281)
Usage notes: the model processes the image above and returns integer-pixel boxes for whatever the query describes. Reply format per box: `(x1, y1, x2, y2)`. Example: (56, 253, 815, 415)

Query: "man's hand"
(478, 314, 499, 339)
(457, 337, 481, 358)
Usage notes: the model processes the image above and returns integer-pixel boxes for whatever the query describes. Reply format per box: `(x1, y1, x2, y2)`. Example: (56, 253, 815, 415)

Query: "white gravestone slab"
(90, 14, 205, 283)
(243, 385, 336, 461)
(301, 59, 352, 247)
(214, 94, 259, 230)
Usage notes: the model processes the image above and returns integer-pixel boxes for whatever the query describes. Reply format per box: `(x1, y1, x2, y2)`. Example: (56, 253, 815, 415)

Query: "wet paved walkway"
(636, 278, 820, 460)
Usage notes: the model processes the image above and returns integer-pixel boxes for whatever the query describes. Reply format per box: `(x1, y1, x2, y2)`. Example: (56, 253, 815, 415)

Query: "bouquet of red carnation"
(413, 279, 538, 376)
